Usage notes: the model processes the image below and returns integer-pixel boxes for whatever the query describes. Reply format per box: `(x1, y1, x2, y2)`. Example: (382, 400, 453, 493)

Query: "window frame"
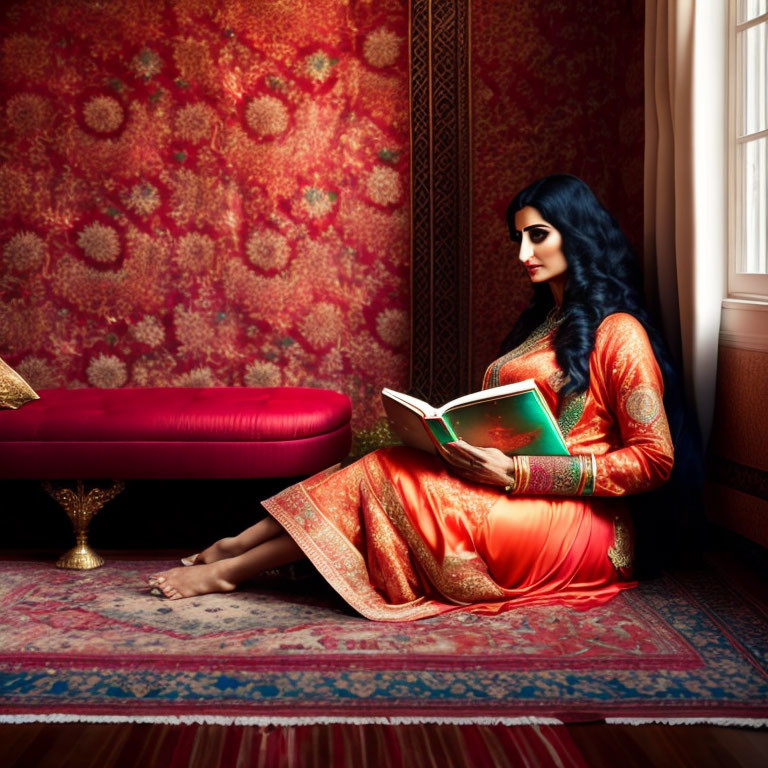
(727, 1, 768, 300)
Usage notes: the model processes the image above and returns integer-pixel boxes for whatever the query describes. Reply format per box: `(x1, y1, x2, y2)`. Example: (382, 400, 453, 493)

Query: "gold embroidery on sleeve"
(525, 455, 585, 495)
(624, 385, 661, 425)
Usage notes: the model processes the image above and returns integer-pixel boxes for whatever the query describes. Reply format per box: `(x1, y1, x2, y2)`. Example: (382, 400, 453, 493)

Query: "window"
(729, 0, 768, 298)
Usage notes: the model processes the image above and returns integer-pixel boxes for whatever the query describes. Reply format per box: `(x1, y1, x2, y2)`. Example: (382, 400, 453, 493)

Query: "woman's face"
(513, 206, 568, 286)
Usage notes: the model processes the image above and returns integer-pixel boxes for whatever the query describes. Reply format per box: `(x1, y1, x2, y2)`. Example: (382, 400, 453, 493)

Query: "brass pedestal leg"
(42, 479, 125, 569)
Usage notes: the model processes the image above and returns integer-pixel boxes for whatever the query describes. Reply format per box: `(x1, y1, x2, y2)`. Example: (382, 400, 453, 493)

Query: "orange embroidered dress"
(263, 313, 674, 621)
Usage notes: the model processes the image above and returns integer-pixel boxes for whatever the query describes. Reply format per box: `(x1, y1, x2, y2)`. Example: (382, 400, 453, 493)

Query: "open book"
(382, 379, 569, 456)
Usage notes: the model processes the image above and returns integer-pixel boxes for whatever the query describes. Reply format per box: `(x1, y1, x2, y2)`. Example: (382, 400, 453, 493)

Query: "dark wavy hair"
(503, 174, 672, 395)
(504, 174, 701, 568)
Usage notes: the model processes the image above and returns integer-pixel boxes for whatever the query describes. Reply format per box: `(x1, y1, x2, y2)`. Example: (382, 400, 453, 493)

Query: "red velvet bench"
(0, 387, 352, 569)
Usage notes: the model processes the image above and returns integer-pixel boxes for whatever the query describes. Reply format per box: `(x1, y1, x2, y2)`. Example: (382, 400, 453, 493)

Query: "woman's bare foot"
(181, 519, 287, 566)
(153, 533, 304, 600)
(148, 562, 237, 600)
(181, 536, 243, 567)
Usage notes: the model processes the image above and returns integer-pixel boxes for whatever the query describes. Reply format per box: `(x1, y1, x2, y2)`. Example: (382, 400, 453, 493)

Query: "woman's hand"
(441, 440, 516, 489)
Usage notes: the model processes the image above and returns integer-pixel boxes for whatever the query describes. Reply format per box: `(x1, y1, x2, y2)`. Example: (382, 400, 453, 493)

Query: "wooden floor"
(1, 721, 767, 767)
(568, 723, 768, 767)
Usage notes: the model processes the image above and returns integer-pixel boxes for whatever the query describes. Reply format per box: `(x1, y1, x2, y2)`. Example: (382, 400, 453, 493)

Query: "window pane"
(740, 21, 768, 136)
(740, 137, 768, 274)
(739, 0, 768, 23)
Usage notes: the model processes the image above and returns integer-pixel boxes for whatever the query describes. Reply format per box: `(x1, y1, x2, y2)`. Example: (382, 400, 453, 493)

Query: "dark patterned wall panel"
(409, 0, 472, 403)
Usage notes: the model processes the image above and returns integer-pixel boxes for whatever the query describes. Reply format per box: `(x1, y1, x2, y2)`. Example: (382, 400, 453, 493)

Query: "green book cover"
(382, 380, 569, 457)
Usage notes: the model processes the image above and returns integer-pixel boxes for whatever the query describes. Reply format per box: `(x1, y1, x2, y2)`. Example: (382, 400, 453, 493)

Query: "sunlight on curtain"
(644, 0, 726, 444)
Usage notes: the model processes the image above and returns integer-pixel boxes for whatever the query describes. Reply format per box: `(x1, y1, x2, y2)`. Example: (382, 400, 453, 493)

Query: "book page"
(381, 392, 439, 454)
(437, 379, 537, 414)
(381, 388, 437, 418)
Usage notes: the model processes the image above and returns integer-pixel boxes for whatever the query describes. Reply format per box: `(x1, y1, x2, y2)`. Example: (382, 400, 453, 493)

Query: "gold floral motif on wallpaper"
(0, 0, 411, 448)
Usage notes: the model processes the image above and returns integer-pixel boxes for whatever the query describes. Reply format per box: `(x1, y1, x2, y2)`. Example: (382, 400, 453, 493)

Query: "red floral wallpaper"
(1, 0, 646, 449)
(0, 0, 410, 451)
(470, 0, 645, 388)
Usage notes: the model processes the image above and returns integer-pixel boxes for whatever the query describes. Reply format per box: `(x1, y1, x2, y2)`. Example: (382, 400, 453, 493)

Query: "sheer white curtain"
(644, 0, 726, 444)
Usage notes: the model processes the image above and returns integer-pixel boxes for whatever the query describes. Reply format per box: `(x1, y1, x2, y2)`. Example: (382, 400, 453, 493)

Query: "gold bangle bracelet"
(575, 455, 588, 496)
(504, 456, 520, 495)
(515, 455, 530, 495)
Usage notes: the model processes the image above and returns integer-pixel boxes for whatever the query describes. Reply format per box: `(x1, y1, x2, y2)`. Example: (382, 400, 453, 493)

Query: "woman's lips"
(526, 264, 541, 274)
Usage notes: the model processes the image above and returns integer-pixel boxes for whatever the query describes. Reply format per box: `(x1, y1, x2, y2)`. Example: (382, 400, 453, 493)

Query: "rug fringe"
(605, 717, 768, 728)
(2, 714, 766, 728)
(0, 714, 564, 727)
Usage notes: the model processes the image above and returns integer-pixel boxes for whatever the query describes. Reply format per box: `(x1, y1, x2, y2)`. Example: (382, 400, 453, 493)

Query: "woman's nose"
(518, 234, 533, 263)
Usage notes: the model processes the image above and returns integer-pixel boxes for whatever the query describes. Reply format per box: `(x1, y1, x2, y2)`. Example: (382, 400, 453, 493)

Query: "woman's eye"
(529, 229, 548, 243)
(512, 231, 522, 243)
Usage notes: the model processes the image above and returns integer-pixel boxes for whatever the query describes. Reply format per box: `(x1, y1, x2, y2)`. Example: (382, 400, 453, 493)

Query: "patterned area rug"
(0, 558, 766, 725)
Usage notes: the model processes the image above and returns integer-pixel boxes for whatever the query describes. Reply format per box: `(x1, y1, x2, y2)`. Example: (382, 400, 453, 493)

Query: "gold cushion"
(0, 357, 40, 409)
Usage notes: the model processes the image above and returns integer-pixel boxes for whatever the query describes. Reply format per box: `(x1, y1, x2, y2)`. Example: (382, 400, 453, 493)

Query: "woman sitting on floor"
(149, 174, 680, 622)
